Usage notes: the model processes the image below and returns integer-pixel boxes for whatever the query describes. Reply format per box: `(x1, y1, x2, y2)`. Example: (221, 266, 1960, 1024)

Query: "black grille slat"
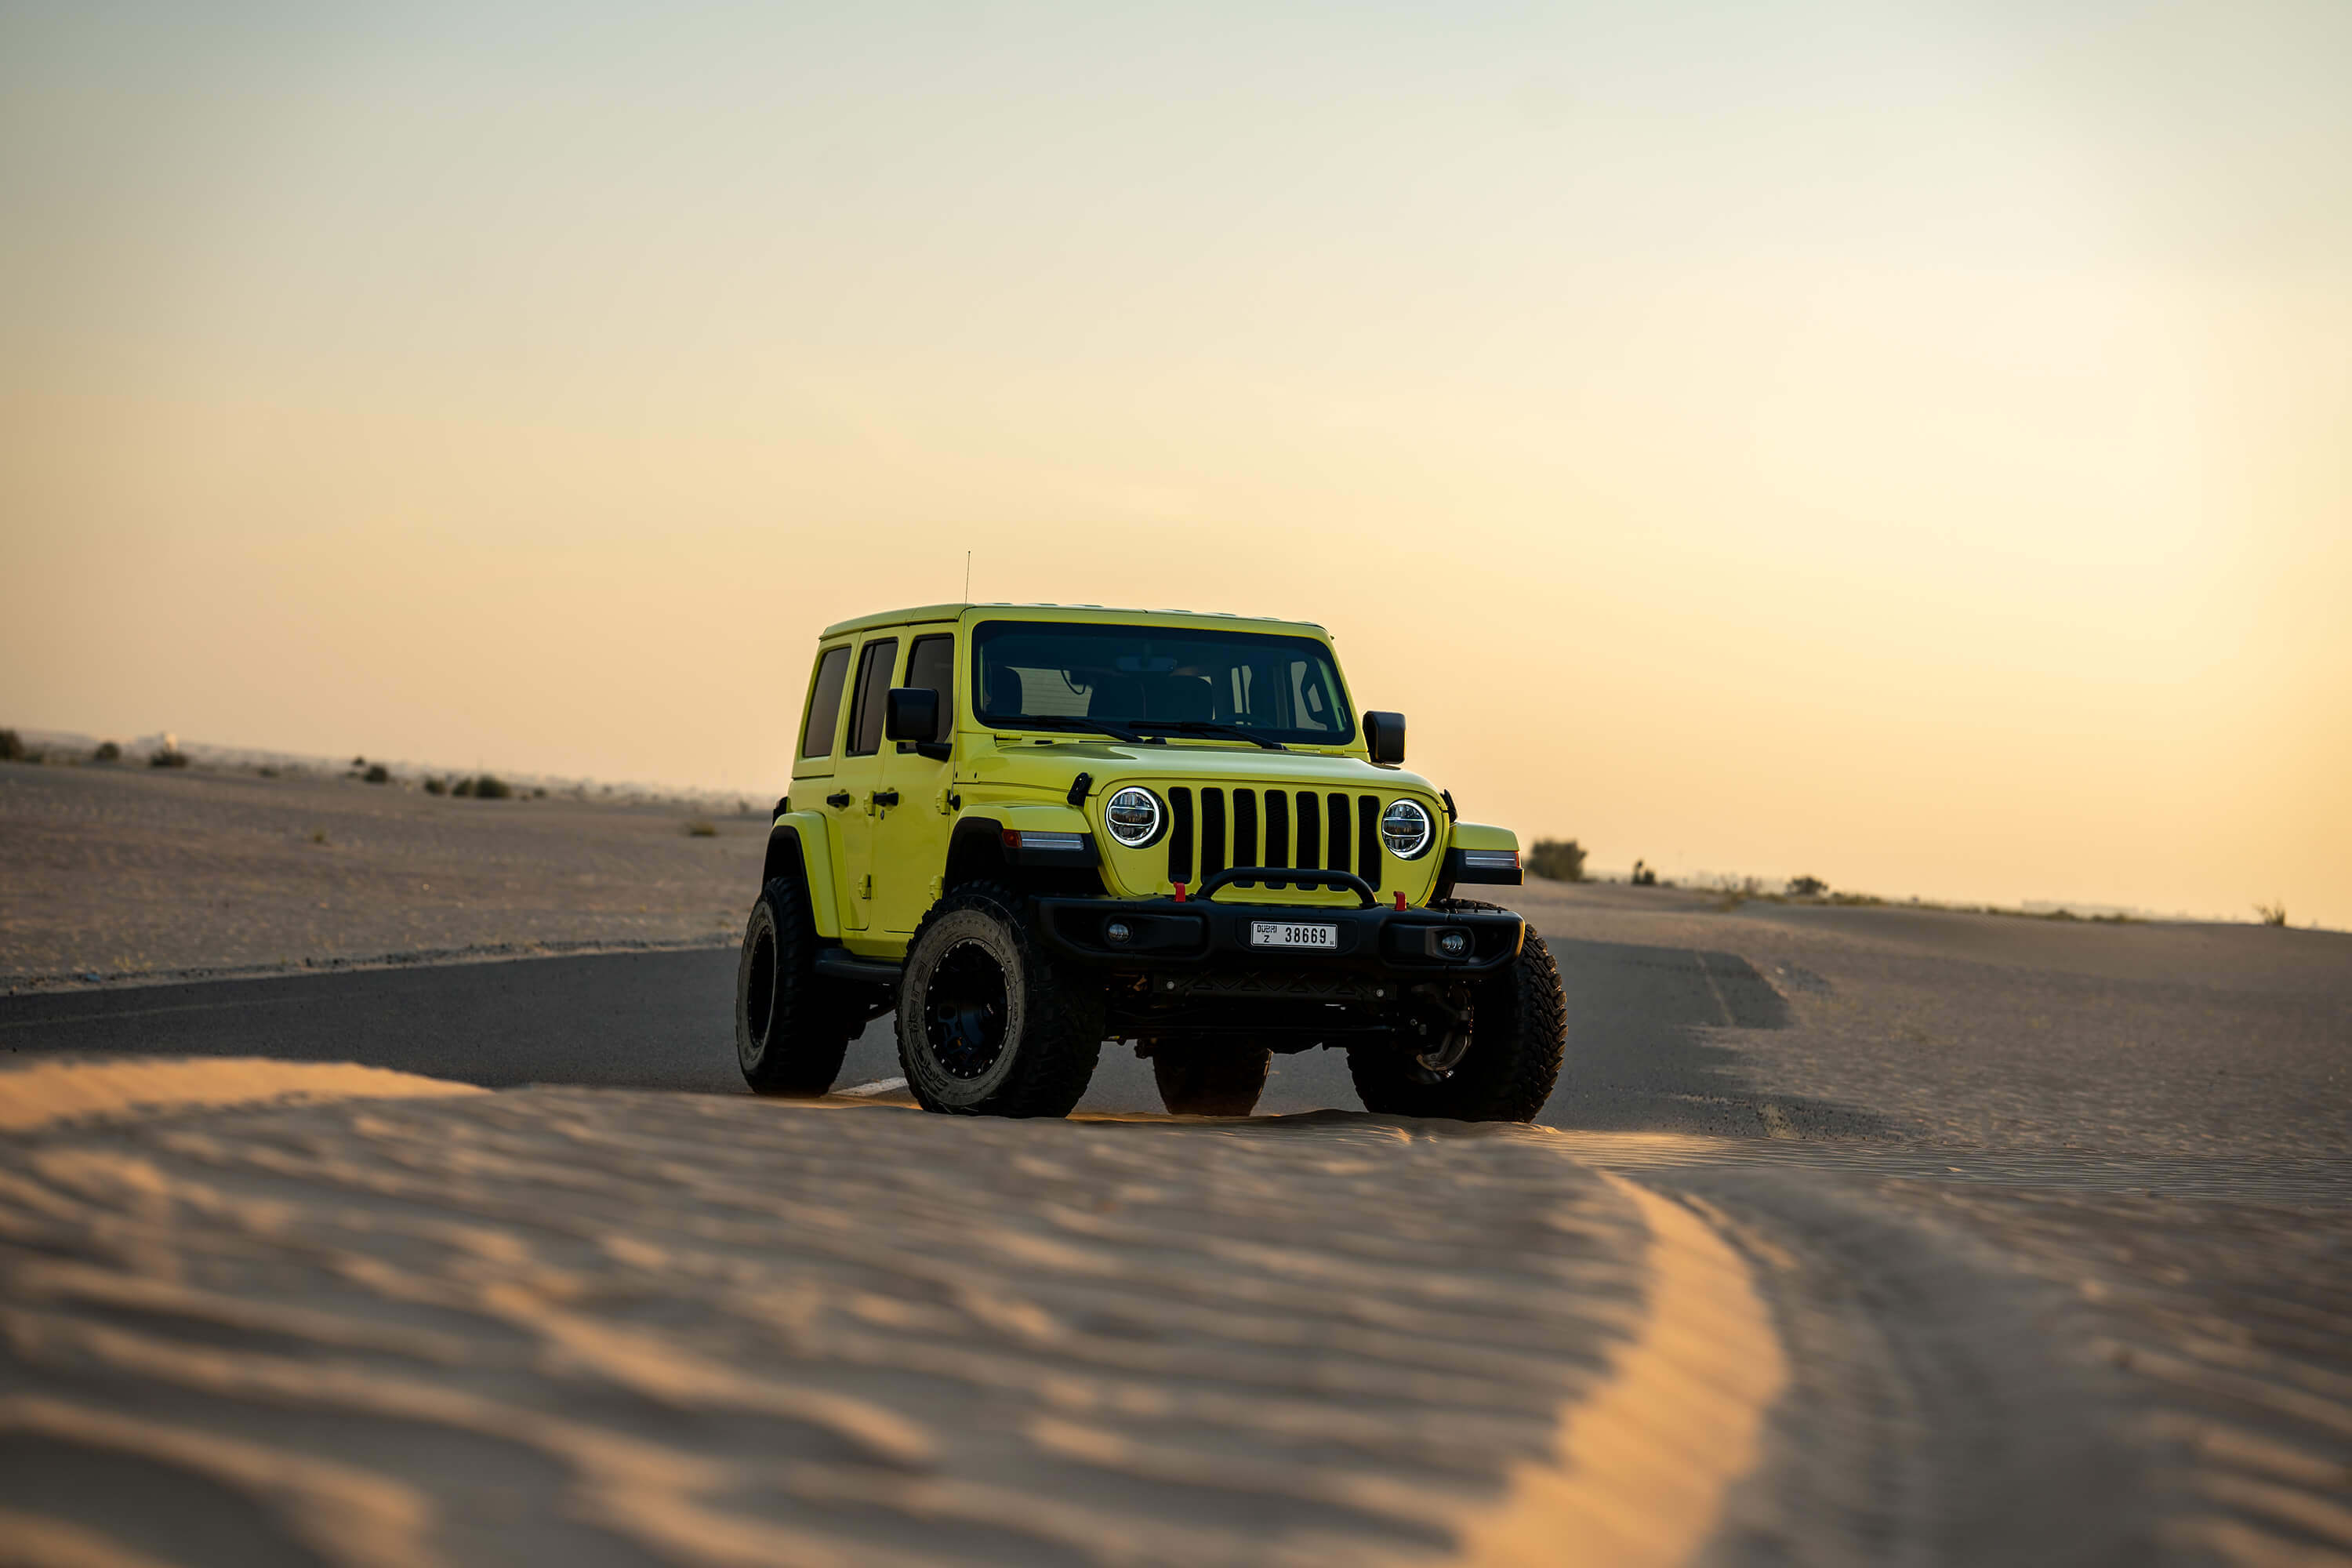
(1358, 795, 1382, 895)
(1265, 789, 1289, 880)
(1297, 793, 1320, 873)
(1201, 788, 1227, 880)
(1169, 787, 1193, 887)
(1327, 793, 1351, 874)
(1233, 789, 1258, 874)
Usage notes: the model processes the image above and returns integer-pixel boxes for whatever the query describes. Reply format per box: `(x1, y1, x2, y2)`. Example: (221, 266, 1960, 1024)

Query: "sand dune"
(0, 1059, 1784, 1567)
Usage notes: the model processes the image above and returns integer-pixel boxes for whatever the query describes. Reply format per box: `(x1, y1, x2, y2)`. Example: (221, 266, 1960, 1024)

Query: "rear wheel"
(735, 873, 859, 1095)
(1348, 900, 1566, 1123)
(897, 883, 1105, 1117)
(1151, 1040, 1272, 1116)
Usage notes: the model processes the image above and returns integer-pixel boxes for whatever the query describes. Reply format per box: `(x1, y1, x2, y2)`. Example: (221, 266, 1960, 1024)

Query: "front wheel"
(896, 883, 1105, 1117)
(1348, 902, 1566, 1123)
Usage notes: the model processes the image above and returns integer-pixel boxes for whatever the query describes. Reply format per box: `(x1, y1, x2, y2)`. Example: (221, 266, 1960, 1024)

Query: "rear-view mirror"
(1364, 710, 1406, 765)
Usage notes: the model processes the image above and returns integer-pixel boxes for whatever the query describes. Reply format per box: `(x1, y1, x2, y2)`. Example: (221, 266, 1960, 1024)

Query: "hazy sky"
(5, 1, 2347, 926)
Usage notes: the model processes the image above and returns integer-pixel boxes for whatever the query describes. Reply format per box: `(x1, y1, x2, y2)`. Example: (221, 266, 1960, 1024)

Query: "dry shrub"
(2255, 901, 2288, 927)
(684, 819, 718, 838)
(1525, 839, 1587, 882)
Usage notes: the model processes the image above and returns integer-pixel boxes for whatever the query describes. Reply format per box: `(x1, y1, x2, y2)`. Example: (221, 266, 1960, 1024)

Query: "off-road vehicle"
(735, 604, 1565, 1120)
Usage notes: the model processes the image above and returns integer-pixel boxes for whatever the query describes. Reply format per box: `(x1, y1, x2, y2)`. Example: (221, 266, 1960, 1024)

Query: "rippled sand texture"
(0, 1082, 1777, 1567)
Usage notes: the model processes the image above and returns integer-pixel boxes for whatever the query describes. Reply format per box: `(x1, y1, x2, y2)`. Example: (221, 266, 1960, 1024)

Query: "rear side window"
(845, 637, 898, 756)
(904, 634, 955, 741)
(800, 646, 852, 757)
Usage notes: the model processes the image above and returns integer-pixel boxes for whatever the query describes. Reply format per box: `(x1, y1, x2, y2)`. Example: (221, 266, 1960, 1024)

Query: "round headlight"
(1102, 786, 1165, 848)
(1381, 799, 1434, 860)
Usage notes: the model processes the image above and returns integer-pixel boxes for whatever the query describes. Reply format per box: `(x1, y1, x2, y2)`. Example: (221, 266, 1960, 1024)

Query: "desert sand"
(0, 1059, 1783, 1567)
(2, 762, 762, 989)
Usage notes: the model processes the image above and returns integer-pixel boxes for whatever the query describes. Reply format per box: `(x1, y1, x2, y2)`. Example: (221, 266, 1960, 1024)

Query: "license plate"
(1251, 921, 1338, 949)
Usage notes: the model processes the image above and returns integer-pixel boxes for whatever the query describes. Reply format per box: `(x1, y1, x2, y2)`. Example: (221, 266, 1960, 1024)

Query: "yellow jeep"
(735, 604, 1565, 1120)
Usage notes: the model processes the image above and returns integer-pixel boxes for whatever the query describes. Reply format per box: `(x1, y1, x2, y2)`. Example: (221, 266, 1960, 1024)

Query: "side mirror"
(1363, 710, 1406, 766)
(885, 687, 940, 743)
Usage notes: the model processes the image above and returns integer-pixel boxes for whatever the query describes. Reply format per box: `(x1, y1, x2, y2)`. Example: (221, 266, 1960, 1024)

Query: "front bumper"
(1033, 894, 1525, 977)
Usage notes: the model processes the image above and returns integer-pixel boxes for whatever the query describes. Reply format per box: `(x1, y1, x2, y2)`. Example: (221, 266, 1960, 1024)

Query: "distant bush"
(423, 776, 447, 796)
(471, 775, 512, 800)
(150, 747, 189, 768)
(93, 741, 122, 762)
(1630, 859, 1657, 887)
(532, 786, 547, 799)
(1526, 839, 1587, 882)
(684, 818, 718, 838)
(1786, 874, 1827, 898)
(363, 764, 390, 785)
(0, 729, 20, 761)
(2255, 901, 2288, 927)
(1710, 873, 1767, 907)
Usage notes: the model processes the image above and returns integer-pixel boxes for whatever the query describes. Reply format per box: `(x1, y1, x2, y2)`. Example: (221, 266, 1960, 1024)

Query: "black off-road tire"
(1151, 1040, 1272, 1116)
(1348, 899, 1566, 1122)
(735, 873, 859, 1096)
(896, 882, 1105, 1117)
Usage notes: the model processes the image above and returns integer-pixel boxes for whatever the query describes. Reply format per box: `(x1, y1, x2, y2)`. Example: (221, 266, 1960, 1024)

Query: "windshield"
(972, 621, 1356, 745)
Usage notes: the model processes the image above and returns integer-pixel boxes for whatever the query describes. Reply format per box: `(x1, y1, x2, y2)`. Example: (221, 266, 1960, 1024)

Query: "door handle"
(826, 792, 851, 808)
(873, 789, 901, 808)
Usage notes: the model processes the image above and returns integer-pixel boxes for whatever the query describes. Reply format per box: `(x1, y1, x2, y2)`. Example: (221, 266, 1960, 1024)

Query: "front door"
(829, 633, 898, 931)
(874, 624, 960, 934)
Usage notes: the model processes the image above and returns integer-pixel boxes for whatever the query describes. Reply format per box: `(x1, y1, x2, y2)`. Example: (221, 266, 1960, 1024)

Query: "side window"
(904, 634, 955, 741)
(800, 645, 852, 758)
(845, 637, 899, 757)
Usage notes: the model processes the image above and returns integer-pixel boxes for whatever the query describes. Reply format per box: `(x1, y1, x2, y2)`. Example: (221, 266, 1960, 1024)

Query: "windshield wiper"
(1129, 720, 1287, 752)
(996, 714, 1158, 745)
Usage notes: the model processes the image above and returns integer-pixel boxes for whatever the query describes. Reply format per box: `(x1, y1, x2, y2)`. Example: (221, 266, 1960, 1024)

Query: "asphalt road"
(0, 940, 1822, 1129)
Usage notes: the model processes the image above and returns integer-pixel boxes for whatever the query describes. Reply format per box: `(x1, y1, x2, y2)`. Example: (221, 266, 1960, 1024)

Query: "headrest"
(1145, 675, 1215, 723)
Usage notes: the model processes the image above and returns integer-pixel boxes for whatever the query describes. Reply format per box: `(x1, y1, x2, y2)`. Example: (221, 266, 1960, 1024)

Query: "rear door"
(829, 633, 898, 931)
(874, 623, 960, 933)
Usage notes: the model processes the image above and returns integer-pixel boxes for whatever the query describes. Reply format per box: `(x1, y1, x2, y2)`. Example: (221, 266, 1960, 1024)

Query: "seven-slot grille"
(1163, 788, 1392, 893)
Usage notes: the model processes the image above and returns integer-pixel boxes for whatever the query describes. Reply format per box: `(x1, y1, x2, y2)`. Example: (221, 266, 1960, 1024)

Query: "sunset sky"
(4, 2, 2347, 927)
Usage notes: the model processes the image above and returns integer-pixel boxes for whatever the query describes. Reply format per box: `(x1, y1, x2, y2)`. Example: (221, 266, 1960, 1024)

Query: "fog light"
(1436, 929, 1470, 957)
(1105, 920, 1134, 946)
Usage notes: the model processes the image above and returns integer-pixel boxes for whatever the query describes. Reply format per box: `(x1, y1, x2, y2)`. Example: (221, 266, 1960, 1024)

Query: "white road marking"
(837, 1076, 908, 1097)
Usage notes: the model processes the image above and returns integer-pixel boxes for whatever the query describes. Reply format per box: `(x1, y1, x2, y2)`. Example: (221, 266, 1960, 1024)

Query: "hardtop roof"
(817, 603, 1330, 640)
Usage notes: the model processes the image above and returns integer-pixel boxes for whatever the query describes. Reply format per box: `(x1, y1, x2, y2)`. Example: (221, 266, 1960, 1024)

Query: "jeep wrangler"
(735, 604, 1566, 1120)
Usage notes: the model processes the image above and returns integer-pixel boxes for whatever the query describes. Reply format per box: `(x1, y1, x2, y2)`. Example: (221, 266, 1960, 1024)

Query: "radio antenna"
(964, 550, 972, 601)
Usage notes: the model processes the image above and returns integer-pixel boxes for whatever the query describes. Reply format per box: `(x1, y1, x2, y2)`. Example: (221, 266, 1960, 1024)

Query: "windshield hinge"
(1066, 771, 1093, 807)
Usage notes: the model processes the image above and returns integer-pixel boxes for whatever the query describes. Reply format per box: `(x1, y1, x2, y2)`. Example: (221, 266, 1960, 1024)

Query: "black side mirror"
(1363, 710, 1406, 765)
(885, 688, 940, 743)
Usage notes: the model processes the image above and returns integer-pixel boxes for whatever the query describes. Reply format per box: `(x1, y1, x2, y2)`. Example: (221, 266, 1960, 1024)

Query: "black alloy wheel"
(924, 941, 1010, 1080)
(895, 881, 1105, 1117)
